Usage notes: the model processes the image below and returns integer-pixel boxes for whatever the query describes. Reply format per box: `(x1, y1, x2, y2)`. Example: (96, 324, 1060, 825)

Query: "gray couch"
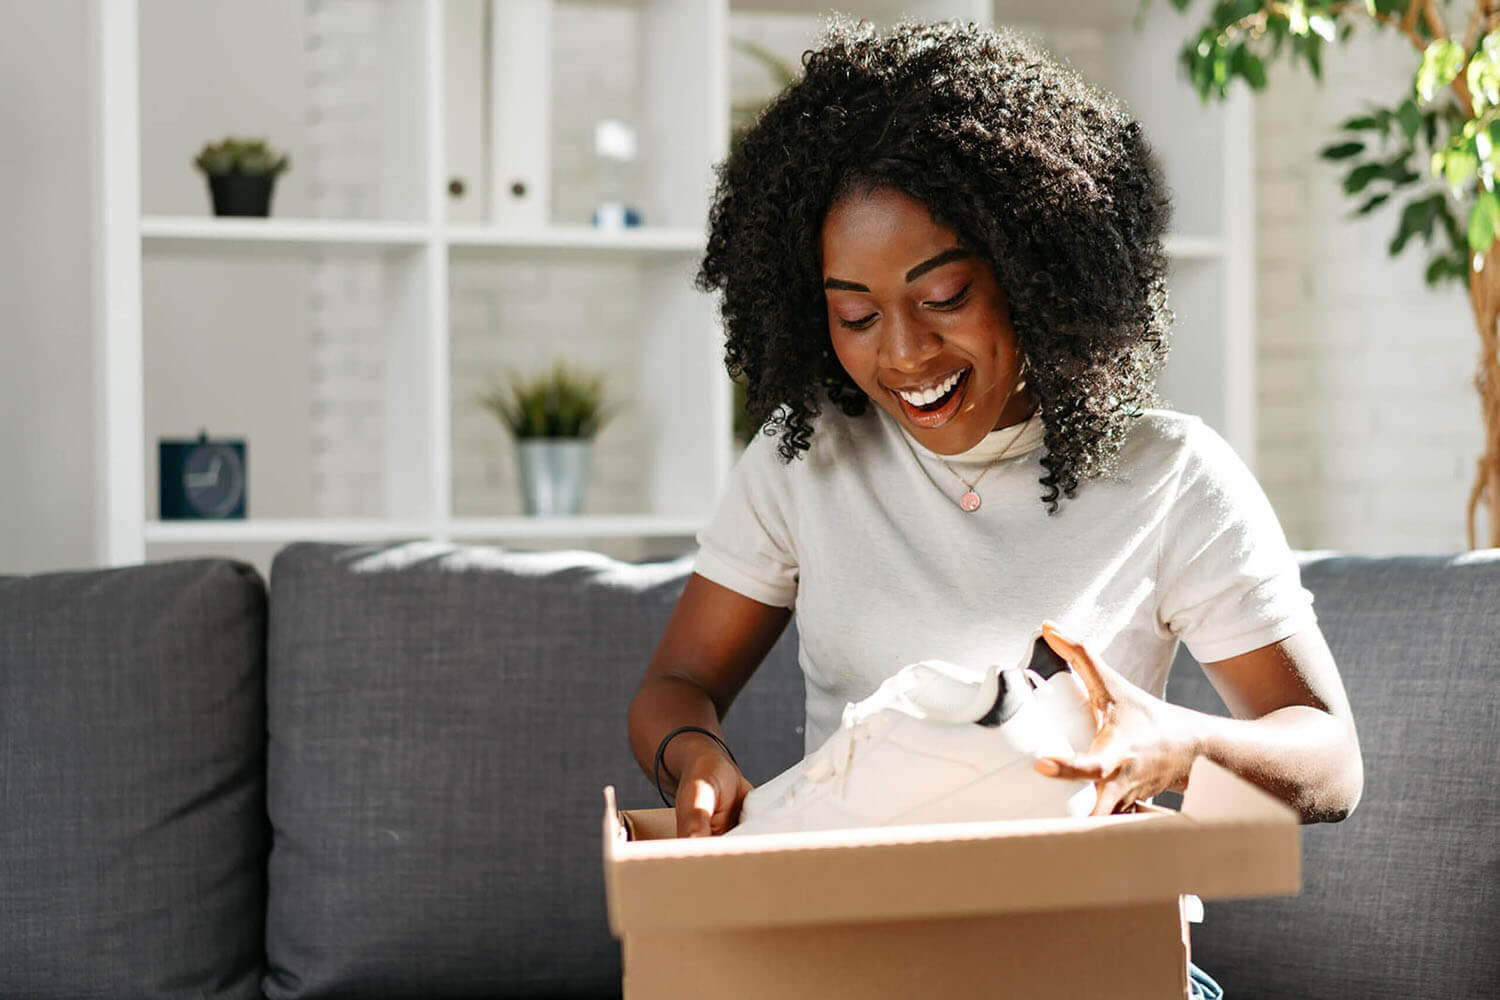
(1, 541, 1496, 998)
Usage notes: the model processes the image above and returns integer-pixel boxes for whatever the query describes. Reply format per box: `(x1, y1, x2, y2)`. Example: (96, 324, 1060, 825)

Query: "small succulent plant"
(193, 137, 291, 178)
(478, 360, 619, 440)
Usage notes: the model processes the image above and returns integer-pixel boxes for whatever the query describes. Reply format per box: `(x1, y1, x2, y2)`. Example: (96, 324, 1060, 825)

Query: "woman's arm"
(1035, 622, 1364, 824)
(628, 572, 793, 834)
(1188, 625, 1363, 823)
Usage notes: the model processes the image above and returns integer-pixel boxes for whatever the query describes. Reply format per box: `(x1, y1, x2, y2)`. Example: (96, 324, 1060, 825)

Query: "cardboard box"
(602, 757, 1299, 999)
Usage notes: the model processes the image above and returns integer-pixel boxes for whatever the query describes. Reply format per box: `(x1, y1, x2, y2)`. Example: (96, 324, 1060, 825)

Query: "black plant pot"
(208, 173, 276, 217)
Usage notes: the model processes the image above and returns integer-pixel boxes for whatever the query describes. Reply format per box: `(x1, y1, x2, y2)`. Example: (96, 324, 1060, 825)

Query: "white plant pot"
(515, 438, 592, 516)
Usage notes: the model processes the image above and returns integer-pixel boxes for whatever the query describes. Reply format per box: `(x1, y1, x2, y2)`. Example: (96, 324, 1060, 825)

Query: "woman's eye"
(833, 282, 970, 330)
(929, 282, 972, 309)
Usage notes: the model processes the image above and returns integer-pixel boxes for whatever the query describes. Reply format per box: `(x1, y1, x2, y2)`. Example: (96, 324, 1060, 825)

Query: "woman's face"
(820, 185, 1037, 455)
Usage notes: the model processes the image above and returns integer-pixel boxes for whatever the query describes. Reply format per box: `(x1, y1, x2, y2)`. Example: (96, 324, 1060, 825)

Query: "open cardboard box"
(602, 757, 1299, 999)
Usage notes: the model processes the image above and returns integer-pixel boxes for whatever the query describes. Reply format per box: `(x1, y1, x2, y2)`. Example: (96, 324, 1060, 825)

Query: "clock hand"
(185, 456, 223, 489)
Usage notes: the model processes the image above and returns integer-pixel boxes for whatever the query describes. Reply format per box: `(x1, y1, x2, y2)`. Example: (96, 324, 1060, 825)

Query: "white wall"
(1252, 30, 1482, 555)
(0, 1, 96, 575)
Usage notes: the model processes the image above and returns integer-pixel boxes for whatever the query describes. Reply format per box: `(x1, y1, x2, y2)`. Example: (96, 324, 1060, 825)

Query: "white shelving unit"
(95, 0, 1250, 568)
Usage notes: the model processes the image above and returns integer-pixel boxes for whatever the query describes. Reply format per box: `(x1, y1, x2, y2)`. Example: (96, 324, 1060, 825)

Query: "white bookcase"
(95, 0, 1250, 570)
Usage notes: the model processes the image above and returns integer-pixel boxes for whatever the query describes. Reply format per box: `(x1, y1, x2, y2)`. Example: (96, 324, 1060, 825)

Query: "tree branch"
(1421, 0, 1448, 41)
(1403, 0, 1423, 36)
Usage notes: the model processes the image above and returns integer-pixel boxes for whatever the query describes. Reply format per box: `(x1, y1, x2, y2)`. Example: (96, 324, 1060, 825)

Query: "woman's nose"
(878, 311, 943, 371)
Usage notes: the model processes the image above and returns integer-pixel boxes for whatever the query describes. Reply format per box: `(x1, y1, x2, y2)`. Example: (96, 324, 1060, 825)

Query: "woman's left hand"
(1033, 619, 1201, 816)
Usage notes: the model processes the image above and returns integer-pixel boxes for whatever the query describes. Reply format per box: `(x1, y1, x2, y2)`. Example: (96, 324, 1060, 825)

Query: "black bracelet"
(653, 725, 739, 807)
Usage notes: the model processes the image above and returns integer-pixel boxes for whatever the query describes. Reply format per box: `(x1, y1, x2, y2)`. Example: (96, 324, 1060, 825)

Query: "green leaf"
(1288, 0, 1309, 36)
(1424, 254, 1459, 285)
(1467, 42, 1500, 115)
(1343, 161, 1384, 194)
(1378, 154, 1420, 186)
(1354, 191, 1391, 216)
(1339, 113, 1383, 133)
(1389, 195, 1441, 254)
(1241, 49, 1267, 89)
(1416, 40, 1466, 103)
(1442, 147, 1480, 190)
(1319, 140, 1364, 160)
(1396, 99, 1422, 142)
(1467, 190, 1499, 254)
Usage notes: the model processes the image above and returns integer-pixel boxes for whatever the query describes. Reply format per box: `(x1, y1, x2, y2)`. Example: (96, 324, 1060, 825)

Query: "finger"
(1090, 779, 1131, 817)
(1089, 777, 1147, 817)
(679, 779, 716, 837)
(1041, 621, 1112, 709)
(1036, 750, 1121, 781)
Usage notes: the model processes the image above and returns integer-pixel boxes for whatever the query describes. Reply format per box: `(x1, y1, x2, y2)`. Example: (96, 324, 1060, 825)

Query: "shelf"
(146, 519, 437, 544)
(1163, 235, 1227, 259)
(144, 515, 705, 544)
(142, 216, 429, 253)
(445, 223, 705, 254)
(141, 216, 704, 256)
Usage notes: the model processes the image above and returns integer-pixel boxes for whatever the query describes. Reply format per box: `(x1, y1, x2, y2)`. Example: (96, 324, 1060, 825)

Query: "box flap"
(602, 759, 1300, 936)
(1180, 756, 1298, 823)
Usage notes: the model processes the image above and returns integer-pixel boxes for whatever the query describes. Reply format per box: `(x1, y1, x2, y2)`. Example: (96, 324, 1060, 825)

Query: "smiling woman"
(630, 18, 1362, 1000)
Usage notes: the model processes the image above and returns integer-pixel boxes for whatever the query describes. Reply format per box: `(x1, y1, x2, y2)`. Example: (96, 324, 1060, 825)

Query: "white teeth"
(896, 368, 964, 407)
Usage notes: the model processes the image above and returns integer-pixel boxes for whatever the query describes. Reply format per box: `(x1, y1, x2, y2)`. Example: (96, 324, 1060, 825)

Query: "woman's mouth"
(890, 366, 972, 428)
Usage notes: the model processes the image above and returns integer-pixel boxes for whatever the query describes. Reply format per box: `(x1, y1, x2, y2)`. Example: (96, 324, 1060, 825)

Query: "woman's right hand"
(672, 736, 753, 837)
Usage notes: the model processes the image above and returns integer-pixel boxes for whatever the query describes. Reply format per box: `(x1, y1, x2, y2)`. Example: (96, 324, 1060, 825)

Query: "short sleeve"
(1155, 418, 1318, 663)
(692, 427, 800, 609)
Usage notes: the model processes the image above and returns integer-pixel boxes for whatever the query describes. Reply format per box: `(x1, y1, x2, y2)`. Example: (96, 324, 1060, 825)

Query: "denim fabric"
(1189, 962, 1224, 999)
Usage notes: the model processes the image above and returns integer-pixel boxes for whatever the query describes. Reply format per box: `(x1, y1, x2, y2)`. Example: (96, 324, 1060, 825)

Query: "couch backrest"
(1165, 551, 1500, 999)
(0, 558, 268, 1000)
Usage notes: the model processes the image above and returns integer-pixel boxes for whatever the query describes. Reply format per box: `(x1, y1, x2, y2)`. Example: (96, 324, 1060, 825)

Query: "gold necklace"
(938, 408, 1037, 512)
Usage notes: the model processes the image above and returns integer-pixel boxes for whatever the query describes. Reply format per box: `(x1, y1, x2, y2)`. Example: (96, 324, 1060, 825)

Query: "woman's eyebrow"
(822, 247, 974, 291)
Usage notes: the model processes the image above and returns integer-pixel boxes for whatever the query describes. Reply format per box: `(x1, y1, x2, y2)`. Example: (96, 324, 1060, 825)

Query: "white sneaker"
(725, 629, 1099, 837)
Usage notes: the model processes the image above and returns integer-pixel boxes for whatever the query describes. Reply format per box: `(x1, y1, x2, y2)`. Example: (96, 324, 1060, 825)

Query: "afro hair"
(694, 16, 1176, 513)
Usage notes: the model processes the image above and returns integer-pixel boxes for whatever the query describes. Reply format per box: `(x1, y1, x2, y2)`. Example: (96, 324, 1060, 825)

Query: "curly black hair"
(694, 17, 1175, 514)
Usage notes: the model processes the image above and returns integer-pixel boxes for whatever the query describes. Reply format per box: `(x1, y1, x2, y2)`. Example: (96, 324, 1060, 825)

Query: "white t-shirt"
(692, 403, 1318, 755)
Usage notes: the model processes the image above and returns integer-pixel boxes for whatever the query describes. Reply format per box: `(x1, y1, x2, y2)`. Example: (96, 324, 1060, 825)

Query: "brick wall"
(1253, 28, 1482, 555)
(306, 1, 650, 525)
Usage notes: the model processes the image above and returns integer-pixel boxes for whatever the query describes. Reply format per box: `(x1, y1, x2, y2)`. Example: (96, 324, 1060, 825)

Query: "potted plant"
(478, 360, 620, 516)
(192, 136, 291, 217)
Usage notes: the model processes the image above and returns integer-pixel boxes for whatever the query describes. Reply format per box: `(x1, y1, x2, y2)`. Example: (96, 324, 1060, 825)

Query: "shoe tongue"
(886, 659, 996, 723)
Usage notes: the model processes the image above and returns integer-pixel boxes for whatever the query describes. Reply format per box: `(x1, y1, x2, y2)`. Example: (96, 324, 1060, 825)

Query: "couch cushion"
(0, 558, 269, 1000)
(1166, 551, 1500, 999)
(263, 541, 802, 999)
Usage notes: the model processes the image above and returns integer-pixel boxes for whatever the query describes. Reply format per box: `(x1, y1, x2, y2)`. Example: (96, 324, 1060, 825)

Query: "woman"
(627, 18, 1362, 993)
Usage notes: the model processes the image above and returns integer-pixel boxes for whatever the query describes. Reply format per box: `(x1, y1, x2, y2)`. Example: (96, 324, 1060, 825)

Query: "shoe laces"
(784, 660, 991, 806)
(799, 706, 869, 799)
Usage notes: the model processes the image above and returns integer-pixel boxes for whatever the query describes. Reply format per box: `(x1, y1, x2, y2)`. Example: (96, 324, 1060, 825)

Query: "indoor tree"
(1156, 0, 1500, 548)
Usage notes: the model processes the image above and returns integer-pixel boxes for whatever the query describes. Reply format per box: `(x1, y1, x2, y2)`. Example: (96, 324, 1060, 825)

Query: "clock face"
(183, 443, 246, 518)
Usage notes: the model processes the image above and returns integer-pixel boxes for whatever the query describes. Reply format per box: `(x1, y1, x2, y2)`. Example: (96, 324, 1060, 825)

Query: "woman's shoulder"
(1121, 407, 1254, 496)
(1120, 407, 1213, 457)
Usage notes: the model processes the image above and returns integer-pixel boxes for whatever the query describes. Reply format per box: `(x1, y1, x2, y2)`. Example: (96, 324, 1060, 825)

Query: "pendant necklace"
(938, 407, 1037, 513)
